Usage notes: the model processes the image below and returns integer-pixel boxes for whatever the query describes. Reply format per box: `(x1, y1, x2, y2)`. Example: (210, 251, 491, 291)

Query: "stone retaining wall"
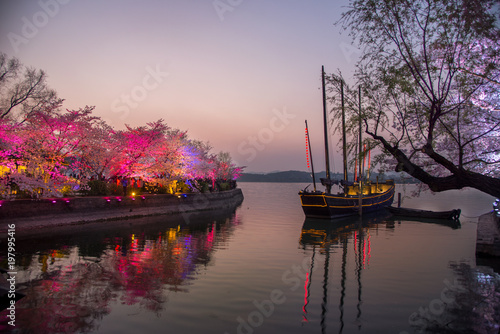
(0, 189, 244, 231)
(476, 211, 500, 257)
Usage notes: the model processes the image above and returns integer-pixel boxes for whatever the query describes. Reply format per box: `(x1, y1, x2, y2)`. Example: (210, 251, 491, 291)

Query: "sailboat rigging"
(299, 67, 395, 219)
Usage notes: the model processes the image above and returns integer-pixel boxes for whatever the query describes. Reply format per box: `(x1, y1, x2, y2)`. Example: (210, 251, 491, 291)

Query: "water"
(0, 183, 498, 334)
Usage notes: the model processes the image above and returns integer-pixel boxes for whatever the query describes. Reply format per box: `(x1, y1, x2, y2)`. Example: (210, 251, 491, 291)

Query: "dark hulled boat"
(300, 181, 395, 219)
(299, 67, 395, 219)
(386, 206, 461, 220)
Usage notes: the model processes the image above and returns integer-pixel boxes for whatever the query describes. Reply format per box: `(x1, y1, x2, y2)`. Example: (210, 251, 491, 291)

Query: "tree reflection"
(408, 262, 500, 334)
(0, 212, 240, 333)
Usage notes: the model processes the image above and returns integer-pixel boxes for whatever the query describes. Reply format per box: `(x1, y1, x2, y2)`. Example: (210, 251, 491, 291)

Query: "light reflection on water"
(0, 183, 498, 333)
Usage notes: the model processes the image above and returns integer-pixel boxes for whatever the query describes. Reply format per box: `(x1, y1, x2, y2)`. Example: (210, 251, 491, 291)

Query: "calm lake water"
(1, 183, 499, 334)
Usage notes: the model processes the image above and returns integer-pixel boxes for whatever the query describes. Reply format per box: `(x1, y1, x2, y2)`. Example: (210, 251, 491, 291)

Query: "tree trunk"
(368, 130, 500, 198)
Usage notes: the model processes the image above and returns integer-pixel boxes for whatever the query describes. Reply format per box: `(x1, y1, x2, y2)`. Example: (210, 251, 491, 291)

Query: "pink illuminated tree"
(109, 119, 170, 179)
(0, 57, 243, 198)
(4, 103, 101, 197)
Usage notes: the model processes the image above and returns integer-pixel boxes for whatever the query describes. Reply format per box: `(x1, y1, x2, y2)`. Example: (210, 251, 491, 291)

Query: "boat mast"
(358, 86, 363, 216)
(305, 120, 317, 192)
(341, 80, 348, 193)
(322, 66, 331, 194)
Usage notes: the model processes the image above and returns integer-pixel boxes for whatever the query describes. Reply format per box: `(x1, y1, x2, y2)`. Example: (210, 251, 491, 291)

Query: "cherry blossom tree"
(335, 0, 500, 197)
(110, 120, 170, 178)
(3, 103, 101, 197)
(0, 57, 243, 198)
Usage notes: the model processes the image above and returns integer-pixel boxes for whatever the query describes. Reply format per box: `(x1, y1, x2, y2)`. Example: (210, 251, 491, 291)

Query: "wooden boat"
(300, 181, 395, 219)
(299, 67, 395, 219)
(386, 206, 461, 220)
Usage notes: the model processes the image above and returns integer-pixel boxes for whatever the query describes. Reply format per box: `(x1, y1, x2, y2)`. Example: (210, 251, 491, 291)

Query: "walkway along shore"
(0, 188, 244, 233)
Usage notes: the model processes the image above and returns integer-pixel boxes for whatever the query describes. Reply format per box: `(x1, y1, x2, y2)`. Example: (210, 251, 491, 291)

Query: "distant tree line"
(238, 170, 418, 184)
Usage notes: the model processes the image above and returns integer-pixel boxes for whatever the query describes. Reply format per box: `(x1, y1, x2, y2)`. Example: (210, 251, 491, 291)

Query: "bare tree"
(0, 53, 60, 122)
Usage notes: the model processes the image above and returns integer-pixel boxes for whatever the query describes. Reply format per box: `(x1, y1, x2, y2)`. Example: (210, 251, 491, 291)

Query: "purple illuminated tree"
(335, 0, 500, 197)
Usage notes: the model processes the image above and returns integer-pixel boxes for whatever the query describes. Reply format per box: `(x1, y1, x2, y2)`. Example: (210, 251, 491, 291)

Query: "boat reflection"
(387, 215, 461, 229)
(0, 210, 241, 333)
(299, 212, 466, 334)
(299, 214, 386, 334)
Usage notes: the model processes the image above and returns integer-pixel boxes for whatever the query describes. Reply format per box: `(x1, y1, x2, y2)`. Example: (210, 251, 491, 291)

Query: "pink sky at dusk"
(0, 0, 358, 173)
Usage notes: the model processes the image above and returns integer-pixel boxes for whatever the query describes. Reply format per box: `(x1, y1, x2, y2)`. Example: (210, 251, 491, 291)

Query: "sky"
(0, 0, 359, 173)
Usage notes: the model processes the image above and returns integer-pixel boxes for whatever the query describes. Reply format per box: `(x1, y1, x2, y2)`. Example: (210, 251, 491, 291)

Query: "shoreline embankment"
(476, 210, 500, 258)
(0, 188, 244, 233)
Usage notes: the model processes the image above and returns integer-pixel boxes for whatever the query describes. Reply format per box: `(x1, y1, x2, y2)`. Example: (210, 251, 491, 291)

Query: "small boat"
(299, 67, 395, 219)
(386, 206, 461, 220)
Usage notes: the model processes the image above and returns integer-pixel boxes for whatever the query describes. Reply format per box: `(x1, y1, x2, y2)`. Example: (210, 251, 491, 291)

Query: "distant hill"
(238, 170, 320, 183)
(238, 170, 418, 183)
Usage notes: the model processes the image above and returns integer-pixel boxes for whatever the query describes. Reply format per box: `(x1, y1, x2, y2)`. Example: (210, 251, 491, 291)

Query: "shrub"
(108, 183, 124, 196)
(177, 181, 191, 193)
(61, 185, 74, 196)
(87, 180, 111, 196)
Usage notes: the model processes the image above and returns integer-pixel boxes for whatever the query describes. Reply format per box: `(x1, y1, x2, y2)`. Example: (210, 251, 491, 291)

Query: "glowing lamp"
(52, 200, 56, 204)
(132, 192, 135, 196)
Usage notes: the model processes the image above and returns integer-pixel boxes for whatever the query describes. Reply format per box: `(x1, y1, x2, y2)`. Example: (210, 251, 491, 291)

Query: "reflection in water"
(0, 211, 241, 333)
(0, 183, 496, 334)
(409, 262, 500, 333)
(299, 215, 379, 334)
(388, 216, 462, 230)
(298, 214, 499, 334)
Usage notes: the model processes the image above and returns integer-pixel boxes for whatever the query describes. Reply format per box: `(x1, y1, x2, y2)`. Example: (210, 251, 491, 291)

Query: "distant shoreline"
(238, 170, 419, 184)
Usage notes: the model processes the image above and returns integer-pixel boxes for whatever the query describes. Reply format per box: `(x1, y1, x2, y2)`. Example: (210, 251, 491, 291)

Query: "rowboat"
(386, 206, 461, 220)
